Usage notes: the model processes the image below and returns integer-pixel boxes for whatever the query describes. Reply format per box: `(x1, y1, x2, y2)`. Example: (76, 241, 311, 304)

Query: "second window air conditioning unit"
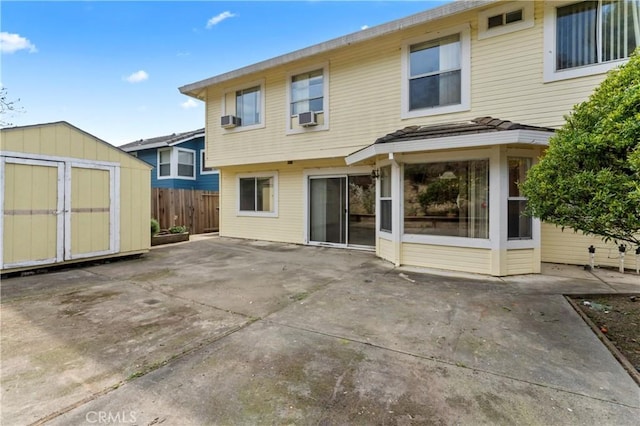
(298, 111, 318, 127)
(221, 115, 241, 128)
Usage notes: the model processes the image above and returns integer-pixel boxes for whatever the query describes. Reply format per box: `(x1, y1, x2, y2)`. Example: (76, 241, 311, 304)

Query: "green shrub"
(150, 219, 160, 236)
(168, 225, 187, 234)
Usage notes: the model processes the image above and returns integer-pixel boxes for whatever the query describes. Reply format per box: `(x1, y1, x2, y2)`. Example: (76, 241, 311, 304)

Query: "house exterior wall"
(194, 0, 637, 274)
(135, 139, 219, 191)
(0, 122, 151, 272)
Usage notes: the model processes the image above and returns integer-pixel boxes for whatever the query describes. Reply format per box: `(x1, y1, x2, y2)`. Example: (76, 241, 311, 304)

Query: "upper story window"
(401, 25, 470, 119)
(291, 69, 323, 115)
(544, 0, 640, 81)
(478, 2, 534, 40)
(236, 86, 261, 127)
(221, 79, 265, 131)
(157, 147, 196, 180)
(287, 64, 329, 132)
(488, 9, 523, 29)
(200, 150, 218, 175)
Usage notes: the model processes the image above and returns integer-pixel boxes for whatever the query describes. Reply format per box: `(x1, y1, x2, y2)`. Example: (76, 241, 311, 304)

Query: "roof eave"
(178, 0, 495, 97)
(345, 129, 553, 165)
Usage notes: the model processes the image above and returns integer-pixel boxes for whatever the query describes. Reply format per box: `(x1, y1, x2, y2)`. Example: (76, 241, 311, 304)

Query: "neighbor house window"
(291, 69, 324, 116)
(200, 150, 218, 175)
(236, 86, 261, 126)
(545, 0, 640, 80)
(238, 173, 278, 216)
(507, 157, 532, 240)
(158, 149, 171, 178)
(404, 160, 489, 239)
(177, 149, 195, 178)
(402, 25, 470, 118)
(379, 166, 392, 233)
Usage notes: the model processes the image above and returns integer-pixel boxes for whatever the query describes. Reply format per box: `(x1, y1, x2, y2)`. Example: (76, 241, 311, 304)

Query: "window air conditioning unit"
(298, 111, 318, 127)
(221, 115, 241, 128)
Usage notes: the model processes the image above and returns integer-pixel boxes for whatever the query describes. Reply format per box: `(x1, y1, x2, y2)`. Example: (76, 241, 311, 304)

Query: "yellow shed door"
(65, 164, 118, 260)
(1, 158, 65, 268)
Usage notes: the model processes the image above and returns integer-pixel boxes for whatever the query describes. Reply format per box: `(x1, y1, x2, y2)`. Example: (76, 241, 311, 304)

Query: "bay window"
(404, 160, 489, 239)
(507, 158, 532, 240)
(379, 166, 392, 233)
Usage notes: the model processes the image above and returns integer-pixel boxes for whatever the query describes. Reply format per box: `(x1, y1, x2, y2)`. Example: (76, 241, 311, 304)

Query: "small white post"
(635, 247, 640, 275)
(618, 245, 626, 274)
(588, 245, 596, 270)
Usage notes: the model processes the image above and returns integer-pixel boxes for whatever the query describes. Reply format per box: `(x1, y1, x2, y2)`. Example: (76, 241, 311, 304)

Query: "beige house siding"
(401, 243, 492, 275)
(377, 237, 395, 263)
(505, 249, 537, 276)
(204, 2, 609, 169)
(541, 224, 636, 270)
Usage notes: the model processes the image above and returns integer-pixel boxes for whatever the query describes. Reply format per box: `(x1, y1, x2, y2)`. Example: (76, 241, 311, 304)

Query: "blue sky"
(2, 0, 448, 146)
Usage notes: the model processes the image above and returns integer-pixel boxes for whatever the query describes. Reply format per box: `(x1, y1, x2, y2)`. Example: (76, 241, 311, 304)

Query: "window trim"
(478, 1, 534, 40)
(507, 157, 532, 241)
(401, 24, 471, 119)
(157, 148, 172, 180)
(379, 165, 393, 234)
(286, 62, 329, 134)
(175, 147, 196, 180)
(543, 0, 634, 82)
(236, 171, 278, 218)
(200, 149, 218, 175)
(221, 79, 266, 132)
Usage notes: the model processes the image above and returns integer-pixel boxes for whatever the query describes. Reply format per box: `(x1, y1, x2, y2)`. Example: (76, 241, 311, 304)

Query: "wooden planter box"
(151, 232, 190, 246)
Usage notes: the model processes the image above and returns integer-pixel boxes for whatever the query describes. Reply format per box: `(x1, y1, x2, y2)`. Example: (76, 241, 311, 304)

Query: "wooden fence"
(151, 188, 219, 234)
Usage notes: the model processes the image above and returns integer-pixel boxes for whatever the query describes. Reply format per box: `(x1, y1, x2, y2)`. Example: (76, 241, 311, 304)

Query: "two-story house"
(179, 0, 639, 276)
(120, 128, 219, 191)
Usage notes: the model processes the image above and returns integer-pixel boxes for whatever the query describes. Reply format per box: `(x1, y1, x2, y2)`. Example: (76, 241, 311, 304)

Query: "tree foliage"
(522, 49, 640, 246)
(0, 87, 21, 127)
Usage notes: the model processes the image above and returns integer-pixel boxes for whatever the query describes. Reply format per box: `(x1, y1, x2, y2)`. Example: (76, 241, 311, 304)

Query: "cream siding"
(541, 224, 638, 271)
(203, 2, 610, 169)
(1, 122, 151, 273)
(505, 249, 537, 275)
(377, 237, 395, 263)
(401, 243, 492, 275)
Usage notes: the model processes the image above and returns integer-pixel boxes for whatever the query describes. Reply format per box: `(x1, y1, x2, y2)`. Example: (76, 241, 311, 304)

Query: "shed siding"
(1, 122, 151, 272)
(204, 2, 607, 168)
(401, 243, 491, 275)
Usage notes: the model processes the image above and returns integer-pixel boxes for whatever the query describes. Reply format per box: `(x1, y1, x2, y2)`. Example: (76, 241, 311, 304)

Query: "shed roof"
(120, 128, 205, 152)
(179, 0, 495, 98)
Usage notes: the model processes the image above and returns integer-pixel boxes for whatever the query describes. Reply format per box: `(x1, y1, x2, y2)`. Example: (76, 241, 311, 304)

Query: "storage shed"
(1, 122, 152, 273)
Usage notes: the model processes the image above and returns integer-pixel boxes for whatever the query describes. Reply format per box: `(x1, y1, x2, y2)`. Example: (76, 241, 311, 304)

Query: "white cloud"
(181, 99, 199, 109)
(206, 11, 236, 28)
(361, 25, 369, 30)
(0, 32, 37, 54)
(124, 70, 149, 83)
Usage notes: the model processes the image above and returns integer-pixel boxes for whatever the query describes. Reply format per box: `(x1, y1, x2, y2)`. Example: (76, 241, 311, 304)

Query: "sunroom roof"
(345, 117, 555, 165)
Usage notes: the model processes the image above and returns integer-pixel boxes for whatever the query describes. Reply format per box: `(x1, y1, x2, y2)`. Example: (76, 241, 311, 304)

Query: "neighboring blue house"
(120, 128, 219, 191)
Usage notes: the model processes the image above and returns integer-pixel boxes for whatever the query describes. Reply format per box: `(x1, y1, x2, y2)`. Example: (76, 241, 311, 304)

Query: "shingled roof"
(374, 117, 555, 145)
(120, 128, 204, 152)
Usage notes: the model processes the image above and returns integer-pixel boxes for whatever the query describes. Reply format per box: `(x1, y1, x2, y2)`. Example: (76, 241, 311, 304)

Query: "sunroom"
(346, 117, 555, 276)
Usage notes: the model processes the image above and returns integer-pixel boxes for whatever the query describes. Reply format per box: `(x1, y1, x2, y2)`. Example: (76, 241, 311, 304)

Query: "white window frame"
(478, 1, 534, 40)
(157, 148, 172, 180)
(221, 79, 266, 132)
(176, 147, 196, 180)
(506, 157, 532, 241)
(543, 0, 636, 82)
(286, 62, 329, 134)
(236, 171, 278, 218)
(379, 165, 393, 235)
(157, 147, 196, 180)
(401, 24, 471, 119)
(200, 149, 218, 175)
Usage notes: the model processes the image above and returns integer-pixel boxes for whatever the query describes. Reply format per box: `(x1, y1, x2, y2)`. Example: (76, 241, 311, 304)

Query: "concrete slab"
(1, 237, 638, 425)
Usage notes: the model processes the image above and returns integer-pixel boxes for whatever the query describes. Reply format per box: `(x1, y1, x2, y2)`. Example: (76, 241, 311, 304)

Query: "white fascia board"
(179, 1, 496, 98)
(345, 130, 553, 165)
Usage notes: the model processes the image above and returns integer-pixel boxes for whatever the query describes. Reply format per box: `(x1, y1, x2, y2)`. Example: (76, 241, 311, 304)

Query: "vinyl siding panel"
(378, 237, 395, 263)
(401, 243, 492, 275)
(219, 159, 347, 244)
(506, 249, 536, 275)
(204, 2, 610, 169)
(541, 223, 635, 270)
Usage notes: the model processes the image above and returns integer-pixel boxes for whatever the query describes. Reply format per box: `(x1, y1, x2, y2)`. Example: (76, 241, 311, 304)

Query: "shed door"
(1, 158, 65, 269)
(65, 164, 118, 260)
